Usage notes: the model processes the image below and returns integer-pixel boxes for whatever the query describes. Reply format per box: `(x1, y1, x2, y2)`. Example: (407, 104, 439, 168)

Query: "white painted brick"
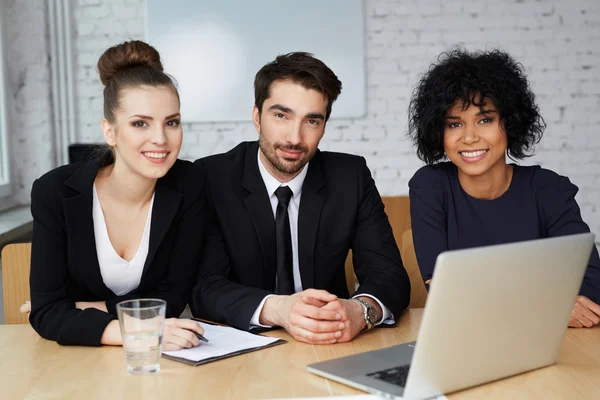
(77, 22, 97, 36)
(113, 5, 140, 19)
(369, 72, 410, 86)
(79, 4, 111, 19)
(569, 95, 600, 108)
(587, 130, 600, 147)
(320, 129, 343, 143)
(459, 2, 488, 14)
(181, 131, 198, 147)
(366, 44, 387, 58)
(369, 59, 400, 73)
(80, 0, 102, 6)
(375, 167, 399, 181)
(392, 30, 420, 44)
(366, 17, 386, 32)
(416, 3, 444, 16)
(507, 3, 556, 18)
(364, 126, 387, 141)
(369, 6, 394, 18)
(418, 30, 446, 44)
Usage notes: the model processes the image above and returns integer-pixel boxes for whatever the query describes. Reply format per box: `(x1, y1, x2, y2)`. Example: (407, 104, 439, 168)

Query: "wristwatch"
(354, 297, 378, 332)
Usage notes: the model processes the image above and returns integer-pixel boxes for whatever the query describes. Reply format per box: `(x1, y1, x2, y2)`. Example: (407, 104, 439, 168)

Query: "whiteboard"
(146, 0, 365, 123)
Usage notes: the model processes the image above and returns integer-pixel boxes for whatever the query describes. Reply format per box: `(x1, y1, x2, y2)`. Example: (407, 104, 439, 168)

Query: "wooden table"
(1, 309, 598, 399)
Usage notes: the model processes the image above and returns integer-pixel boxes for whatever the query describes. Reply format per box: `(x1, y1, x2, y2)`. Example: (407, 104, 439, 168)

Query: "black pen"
(195, 332, 209, 343)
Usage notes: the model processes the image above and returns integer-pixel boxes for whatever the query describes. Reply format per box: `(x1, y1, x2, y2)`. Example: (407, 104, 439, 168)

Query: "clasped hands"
(260, 289, 377, 344)
(569, 296, 600, 328)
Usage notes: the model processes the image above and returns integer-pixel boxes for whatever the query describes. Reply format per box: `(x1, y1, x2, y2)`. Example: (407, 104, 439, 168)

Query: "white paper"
(163, 321, 280, 362)
(268, 396, 384, 400)
(268, 396, 447, 400)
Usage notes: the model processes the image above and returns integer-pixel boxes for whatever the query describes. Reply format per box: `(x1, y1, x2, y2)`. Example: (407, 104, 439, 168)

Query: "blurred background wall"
(1, 0, 599, 242)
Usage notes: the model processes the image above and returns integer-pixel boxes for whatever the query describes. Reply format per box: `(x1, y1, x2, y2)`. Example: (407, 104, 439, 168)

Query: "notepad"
(162, 320, 286, 366)
(269, 396, 384, 400)
(268, 396, 448, 399)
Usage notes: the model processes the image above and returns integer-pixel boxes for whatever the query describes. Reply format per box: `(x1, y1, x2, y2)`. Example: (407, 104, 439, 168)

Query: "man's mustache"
(276, 144, 308, 153)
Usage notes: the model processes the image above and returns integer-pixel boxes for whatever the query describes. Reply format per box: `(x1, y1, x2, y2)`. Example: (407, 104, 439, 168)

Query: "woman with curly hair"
(408, 48, 600, 328)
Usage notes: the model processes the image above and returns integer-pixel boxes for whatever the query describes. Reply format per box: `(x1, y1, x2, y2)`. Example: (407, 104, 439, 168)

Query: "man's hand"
(319, 299, 365, 342)
(569, 296, 600, 328)
(260, 289, 345, 344)
(318, 297, 382, 343)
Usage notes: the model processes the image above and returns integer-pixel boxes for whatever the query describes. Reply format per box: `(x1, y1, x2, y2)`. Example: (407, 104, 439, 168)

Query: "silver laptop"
(307, 233, 595, 400)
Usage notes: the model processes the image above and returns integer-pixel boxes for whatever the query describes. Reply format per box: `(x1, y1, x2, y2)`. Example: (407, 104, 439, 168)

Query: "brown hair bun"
(97, 40, 164, 86)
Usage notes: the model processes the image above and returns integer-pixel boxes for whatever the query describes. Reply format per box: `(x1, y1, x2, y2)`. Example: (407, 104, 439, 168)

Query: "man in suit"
(192, 52, 411, 344)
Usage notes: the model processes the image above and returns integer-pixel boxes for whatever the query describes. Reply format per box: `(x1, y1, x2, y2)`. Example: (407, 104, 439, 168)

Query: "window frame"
(0, 6, 12, 199)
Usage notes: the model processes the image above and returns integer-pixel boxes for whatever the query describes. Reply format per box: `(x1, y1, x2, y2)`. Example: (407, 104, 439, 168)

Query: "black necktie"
(274, 186, 294, 295)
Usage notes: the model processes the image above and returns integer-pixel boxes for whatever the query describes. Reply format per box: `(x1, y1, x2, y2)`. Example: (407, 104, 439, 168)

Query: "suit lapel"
(63, 161, 115, 297)
(141, 177, 182, 282)
(241, 143, 277, 291)
(64, 161, 183, 294)
(298, 151, 324, 290)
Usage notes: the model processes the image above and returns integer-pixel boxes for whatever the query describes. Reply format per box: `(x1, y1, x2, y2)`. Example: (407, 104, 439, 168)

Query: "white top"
(250, 150, 393, 327)
(93, 184, 154, 296)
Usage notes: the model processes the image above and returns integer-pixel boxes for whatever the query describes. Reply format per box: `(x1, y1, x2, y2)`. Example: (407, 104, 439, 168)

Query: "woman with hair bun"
(27, 40, 208, 348)
(408, 48, 600, 328)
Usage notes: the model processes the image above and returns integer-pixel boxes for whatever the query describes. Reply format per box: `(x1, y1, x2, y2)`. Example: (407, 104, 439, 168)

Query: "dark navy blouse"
(409, 162, 600, 303)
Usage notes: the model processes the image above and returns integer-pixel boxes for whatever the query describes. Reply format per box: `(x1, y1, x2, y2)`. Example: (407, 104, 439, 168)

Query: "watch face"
(367, 307, 378, 324)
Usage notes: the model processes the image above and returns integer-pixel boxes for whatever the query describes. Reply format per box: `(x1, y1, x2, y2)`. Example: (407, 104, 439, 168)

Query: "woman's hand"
(21, 300, 109, 314)
(162, 318, 205, 351)
(75, 301, 108, 312)
(20, 301, 31, 314)
(21, 300, 109, 316)
(569, 296, 600, 328)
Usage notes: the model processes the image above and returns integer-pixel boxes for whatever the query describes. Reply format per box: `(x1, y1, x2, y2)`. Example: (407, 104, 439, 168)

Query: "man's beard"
(258, 133, 314, 175)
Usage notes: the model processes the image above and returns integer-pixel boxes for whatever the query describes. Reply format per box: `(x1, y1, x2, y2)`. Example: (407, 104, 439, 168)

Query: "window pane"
(0, 8, 9, 189)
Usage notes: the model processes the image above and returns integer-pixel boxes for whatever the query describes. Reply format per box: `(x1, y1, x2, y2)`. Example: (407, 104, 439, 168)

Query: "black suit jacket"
(29, 159, 208, 346)
(191, 141, 410, 329)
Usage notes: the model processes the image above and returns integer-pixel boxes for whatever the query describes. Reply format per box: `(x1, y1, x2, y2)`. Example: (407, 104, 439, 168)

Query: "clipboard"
(162, 319, 287, 366)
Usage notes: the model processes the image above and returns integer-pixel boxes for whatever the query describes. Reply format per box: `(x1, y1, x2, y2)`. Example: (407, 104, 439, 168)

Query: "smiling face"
(253, 79, 328, 182)
(101, 85, 182, 180)
(443, 98, 508, 179)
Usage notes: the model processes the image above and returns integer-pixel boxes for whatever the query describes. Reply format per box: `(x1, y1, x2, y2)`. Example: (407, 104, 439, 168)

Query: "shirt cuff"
(249, 294, 276, 329)
(353, 294, 395, 326)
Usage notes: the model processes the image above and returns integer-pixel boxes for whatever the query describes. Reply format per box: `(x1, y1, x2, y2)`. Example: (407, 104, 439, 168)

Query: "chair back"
(344, 196, 427, 308)
(1, 243, 32, 324)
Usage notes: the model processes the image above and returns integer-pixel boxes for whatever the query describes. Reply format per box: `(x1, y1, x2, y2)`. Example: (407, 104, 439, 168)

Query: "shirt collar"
(257, 148, 308, 200)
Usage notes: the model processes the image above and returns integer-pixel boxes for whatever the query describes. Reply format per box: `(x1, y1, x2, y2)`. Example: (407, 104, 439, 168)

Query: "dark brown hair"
(254, 52, 342, 121)
(98, 40, 178, 123)
(95, 40, 178, 165)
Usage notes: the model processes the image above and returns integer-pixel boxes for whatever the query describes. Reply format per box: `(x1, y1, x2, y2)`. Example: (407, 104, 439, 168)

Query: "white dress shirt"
(93, 184, 154, 296)
(250, 150, 393, 327)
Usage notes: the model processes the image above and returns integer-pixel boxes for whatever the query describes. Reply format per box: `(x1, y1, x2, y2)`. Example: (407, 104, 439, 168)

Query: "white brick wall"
(1, 0, 54, 209)
(6, 0, 600, 243)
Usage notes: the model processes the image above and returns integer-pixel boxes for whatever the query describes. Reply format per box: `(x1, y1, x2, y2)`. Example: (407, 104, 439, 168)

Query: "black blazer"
(29, 159, 208, 346)
(191, 141, 411, 329)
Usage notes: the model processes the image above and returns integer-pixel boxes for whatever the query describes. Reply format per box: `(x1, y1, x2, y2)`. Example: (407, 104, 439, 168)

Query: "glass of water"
(116, 299, 166, 375)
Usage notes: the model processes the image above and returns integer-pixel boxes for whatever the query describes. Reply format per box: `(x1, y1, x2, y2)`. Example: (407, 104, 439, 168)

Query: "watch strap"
(354, 297, 376, 332)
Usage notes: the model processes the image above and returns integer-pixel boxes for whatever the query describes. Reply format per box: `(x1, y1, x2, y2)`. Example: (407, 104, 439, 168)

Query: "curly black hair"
(408, 48, 546, 165)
